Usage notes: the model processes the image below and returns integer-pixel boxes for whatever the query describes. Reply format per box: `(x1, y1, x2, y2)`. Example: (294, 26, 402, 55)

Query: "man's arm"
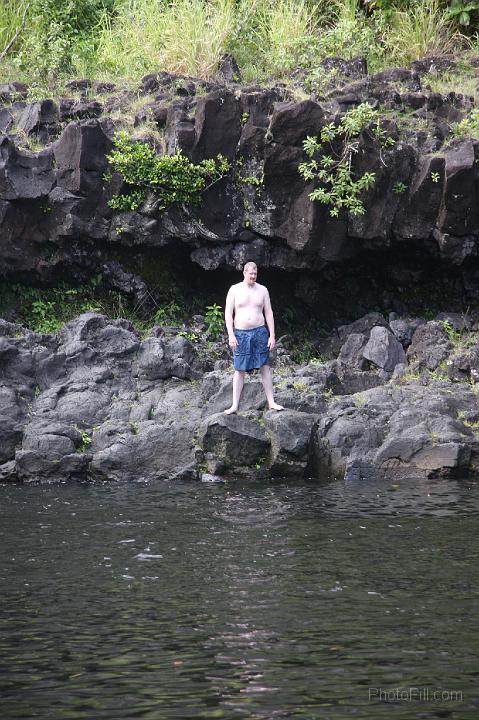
(225, 286, 238, 350)
(263, 288, 276, 350)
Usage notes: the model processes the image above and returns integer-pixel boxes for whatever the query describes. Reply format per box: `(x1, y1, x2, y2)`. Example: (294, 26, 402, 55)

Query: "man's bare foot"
(268, 403, 284, 411)
(224, 406, 238, 415)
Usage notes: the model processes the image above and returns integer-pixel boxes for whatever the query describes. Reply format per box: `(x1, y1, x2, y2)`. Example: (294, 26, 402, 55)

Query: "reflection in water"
(1, 477, 479, 719)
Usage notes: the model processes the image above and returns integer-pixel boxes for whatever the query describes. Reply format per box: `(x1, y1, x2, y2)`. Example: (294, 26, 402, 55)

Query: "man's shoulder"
(227, 282, 242, 292)
(255, 282, 268, 293)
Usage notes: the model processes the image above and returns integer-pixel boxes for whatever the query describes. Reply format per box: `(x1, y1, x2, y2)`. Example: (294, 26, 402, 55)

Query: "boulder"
(53, 119, 112, 195)
(265, 409, 318, 477)
(406, 321, 452, 371)
(362, 326, 406, 372)
(200, 413, 270, 473)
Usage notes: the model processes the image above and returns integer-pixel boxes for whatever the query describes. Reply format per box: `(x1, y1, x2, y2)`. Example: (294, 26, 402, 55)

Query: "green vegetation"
(129, 420, 140, 434)
(0, 276, 226, 341)
(205, 303, 224, 340)
(0, 1, 475, 93)
(75, 426, 92, 452)
(107, 131, 230, 211)
(0, 280, 104, 334)
(299, 103, 378, 217)
(393, 181, 408, 194)
(446, 0, 479, 28)
(452, 108, 479, 138)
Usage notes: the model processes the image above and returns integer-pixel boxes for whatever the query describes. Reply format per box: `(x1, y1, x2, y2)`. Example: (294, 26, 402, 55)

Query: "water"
(1, 477, 479, 719)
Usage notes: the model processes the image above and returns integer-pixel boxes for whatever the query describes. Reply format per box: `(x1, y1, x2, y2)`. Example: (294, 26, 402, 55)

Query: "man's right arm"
(225, 286, 238, 350)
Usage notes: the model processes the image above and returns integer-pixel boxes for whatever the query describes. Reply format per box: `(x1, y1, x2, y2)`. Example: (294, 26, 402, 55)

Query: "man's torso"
(233, 282, 266, 330)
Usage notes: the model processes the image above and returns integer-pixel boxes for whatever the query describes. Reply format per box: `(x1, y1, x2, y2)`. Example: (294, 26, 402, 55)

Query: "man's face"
(243, 265, 257, 285)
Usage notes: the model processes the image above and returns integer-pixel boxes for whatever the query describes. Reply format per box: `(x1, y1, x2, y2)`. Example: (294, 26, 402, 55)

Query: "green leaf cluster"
(107, 131, 230, 212)
(446, 0, 479, 27)
(205, 303, 223, 340)
(452, 108, 479, 139)
(298, 103, 378, 218)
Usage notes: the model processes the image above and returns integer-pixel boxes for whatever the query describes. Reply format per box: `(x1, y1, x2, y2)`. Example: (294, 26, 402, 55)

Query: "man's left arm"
(263, 289, 276, 351)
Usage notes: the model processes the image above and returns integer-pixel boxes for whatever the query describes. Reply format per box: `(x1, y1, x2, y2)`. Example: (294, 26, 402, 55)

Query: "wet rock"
(53, 119, 112, 196)
(0, 82, 28, 102)
(89, 420, 197, 482)
(389, 316, 425, 348)
(200, 413, 270, 472)
(18, 100, 59, 142)
(0, 137, 55, 199)
(136, 336, 198, 381)
(265, 409, 318, 477)
(192, 89, 241, 161)
(317, 313, 388, 359)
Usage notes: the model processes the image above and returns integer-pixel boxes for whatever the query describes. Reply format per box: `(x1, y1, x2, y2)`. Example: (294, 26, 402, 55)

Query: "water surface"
(1, 477, 478, 719)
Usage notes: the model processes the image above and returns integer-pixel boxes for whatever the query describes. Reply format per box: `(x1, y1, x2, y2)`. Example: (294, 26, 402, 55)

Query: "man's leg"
(224, 370, 245, 414)
(259, 364, 284, 411)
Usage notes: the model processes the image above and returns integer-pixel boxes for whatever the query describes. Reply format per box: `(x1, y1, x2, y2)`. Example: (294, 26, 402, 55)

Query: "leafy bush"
(205, 303, 224, 339)
(153, 301, 183, 327)
(452, 108, 479, 138)
(4, 0, 116, 90)
(298, 103, 378, 217)
(107, 131, 230, 212)
(446, 0, 479, 29)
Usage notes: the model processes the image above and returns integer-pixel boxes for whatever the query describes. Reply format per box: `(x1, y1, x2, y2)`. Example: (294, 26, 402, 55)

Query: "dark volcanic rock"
(313, 382, 477, 480)
(1, 64, 479, 280)
(1, 312, 478, 483)
(53, 119, 112, 195)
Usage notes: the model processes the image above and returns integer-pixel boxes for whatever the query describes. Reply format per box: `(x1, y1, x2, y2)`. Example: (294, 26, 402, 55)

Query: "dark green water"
(1, 477, 479, 720)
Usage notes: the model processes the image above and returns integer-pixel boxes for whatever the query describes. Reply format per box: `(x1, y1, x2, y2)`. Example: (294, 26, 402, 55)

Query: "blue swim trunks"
(233, 325, 269, 371)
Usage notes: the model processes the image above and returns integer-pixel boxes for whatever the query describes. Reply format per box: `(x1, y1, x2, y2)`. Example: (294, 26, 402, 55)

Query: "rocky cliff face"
(1, 57, 479, 305)
(3, 58, 479, 484)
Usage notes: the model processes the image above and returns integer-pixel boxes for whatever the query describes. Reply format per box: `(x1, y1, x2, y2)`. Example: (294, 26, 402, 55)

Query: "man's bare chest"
(235, 287, 264, 310)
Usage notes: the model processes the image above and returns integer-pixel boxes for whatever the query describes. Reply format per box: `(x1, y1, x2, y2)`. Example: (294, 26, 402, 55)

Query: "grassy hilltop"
(1, 0, 479, 96)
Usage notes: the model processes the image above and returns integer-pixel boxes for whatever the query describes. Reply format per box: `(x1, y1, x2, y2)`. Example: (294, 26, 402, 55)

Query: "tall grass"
(0, 0, 28, 54)
(386, 0, 455, 65)
(0, 0, 469, 90)
(96, 0, 236, 79)
(229, 0, 320, 80)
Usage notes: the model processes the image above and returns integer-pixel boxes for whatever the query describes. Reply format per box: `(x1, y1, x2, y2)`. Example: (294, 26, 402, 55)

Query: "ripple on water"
(0, 477, 478, 719)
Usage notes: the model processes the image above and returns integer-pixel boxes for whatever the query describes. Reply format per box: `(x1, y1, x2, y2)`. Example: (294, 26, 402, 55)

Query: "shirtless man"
(224, 261, 284, 414)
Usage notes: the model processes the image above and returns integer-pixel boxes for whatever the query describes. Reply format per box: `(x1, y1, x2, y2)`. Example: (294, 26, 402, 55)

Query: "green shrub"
(8, 0, 116, 89)
(153, 301, 183, 326)
(452, 108, 479, 138)
(298, 103, 377, 217)
(205, 303, 224, 339)
(107, 131, 230, 212)
(446, 0, 479, 29)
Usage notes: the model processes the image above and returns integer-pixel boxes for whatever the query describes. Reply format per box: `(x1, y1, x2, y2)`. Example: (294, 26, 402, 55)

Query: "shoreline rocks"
(2, 311, 479, 484)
